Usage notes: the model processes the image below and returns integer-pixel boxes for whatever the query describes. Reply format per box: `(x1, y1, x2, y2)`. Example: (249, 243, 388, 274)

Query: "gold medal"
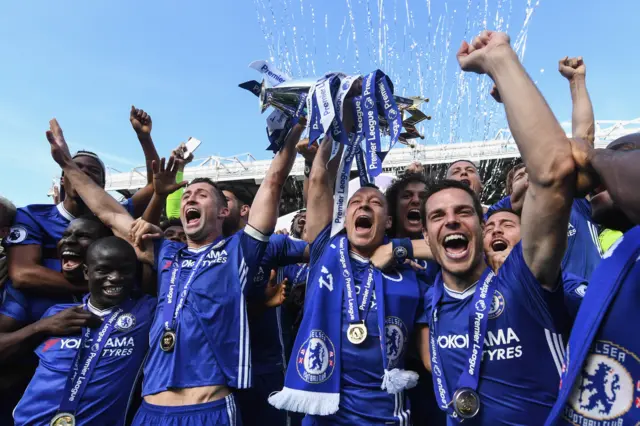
(347, 322, 367, 345)
(452, 388, 480, 419)
(50, 412, 75, 426)
(160, 330, 177, 352)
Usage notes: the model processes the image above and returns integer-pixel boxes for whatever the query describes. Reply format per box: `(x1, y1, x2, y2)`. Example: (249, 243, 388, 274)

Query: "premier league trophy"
(239, 60, 430, 159)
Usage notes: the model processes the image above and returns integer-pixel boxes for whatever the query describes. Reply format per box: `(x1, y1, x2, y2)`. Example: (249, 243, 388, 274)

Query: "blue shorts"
(132, 395, 241, 426)
(235, 371, 287, 426)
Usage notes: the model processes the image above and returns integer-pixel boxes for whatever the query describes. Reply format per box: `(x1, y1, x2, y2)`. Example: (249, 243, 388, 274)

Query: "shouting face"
(394, 181, 428, 238)
(483, 211, 521, 255)
(423, 187, 484, 277)
(345, 187, 392, 256)
(181, 182, 229, 243)
(57, 218, 110, 283)
(446, 161, 483, 196)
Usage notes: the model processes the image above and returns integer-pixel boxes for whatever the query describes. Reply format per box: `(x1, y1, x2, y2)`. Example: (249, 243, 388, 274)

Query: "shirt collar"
(348, 251, 370, 264)
(443, 281, 478, 300)
(87, 299, 113, 318)
(56, 203, 76, 222)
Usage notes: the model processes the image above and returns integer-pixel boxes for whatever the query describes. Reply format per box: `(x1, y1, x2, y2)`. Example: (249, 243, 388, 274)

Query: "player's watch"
(392, 238, 413, 264)
(304, 161, 312, 178)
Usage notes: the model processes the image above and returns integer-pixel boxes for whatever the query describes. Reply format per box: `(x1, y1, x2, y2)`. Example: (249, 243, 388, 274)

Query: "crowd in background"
(0, 30, 638, 426)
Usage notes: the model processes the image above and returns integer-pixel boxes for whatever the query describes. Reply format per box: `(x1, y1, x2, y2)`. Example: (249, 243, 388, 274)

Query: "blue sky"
(1, 0, 638, 208)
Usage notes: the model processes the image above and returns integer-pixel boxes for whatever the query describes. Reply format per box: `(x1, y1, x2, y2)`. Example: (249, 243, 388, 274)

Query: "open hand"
(558, 56, 586, 81)
(171, 143, 194, 169)
(46, 119, 73, 167)
(129, 218, 163, 248)
(130, 106, 152, 137)
(40, 306, 102, 335)
(152, 156, 188, 197)
(265, 269, 287, 308)
(457, 31, 511, 75)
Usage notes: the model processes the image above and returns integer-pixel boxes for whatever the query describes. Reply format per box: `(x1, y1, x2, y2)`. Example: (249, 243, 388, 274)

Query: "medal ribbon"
(361, 71, 382, 177)
(57, 298, 136, 415)
(309, 75, 337, 144)
(429, 268, 496, 419)
(162, 242, 220, 332)
(330, 75, 358, 146)
(330, 139, 358, 237)
(375, 75, 402, 154)
(337, 236, 375, 329)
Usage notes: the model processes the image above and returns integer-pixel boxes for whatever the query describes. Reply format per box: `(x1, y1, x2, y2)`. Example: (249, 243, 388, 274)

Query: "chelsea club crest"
(385, 317, 408, 368)
(296, 330, 336, 384)
(488, 290, 505, 320)
(115, 313, 136, 331)
(566, 340, 639, 423)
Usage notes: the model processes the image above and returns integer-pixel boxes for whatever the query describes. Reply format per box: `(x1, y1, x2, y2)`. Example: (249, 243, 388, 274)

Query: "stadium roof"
(102, 117, 640, 215)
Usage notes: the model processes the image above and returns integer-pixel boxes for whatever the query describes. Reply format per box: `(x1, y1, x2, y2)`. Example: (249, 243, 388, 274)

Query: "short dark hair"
(160, 218, 183, 231)
(74, 214, 113, 238)
(385, 172, 430, 237)
(187, 178, 228, 207)
(219, 185, 254, 207)
(446, 159, 478, 175)
(486, 207, 520, 221)
(86, 236, 135, 265)
(420, 179, 484, 227)
(505, 162, 525, 195)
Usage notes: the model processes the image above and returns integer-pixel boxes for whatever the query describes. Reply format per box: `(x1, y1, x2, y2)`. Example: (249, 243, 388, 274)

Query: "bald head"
(607, 133, 640, 151)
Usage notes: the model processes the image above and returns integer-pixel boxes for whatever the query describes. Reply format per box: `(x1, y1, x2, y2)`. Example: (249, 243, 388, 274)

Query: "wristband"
(304, 161, 312, 178)
(392, 238, 414, 264)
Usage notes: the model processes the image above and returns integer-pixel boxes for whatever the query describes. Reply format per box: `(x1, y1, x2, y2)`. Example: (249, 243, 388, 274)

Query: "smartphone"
(184, 137, 202, 158)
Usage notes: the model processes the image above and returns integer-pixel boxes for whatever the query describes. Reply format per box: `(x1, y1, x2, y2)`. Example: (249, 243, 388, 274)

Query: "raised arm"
(458, 31, 576, 289)
(8, 246, 83, 293)
(305, 135, 343, 243)
(559, 57, 595, 146)
(248, 119, 306, 235)
(165, 143, 193, 219)
(296, 138, 318, 205)
(47, 119, 135, 238)
(129, 106, 160, 217)
(141, 157, 187, 226)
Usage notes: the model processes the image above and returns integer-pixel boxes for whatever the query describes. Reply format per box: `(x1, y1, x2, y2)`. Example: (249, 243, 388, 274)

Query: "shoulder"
(241, 224, 271, 243)
(156, 238, 184, 257)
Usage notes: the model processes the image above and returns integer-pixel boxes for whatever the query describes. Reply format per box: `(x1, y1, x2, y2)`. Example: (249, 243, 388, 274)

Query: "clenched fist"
(457, 31, 512, 75)
(558, 56, 586, 81)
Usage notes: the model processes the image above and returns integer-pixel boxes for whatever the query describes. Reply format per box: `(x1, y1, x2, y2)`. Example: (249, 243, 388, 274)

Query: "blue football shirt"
(248, 234, 308, 376)
(486, 197, 602, 279)
(2, 201, 135, 323)
(142, 226, 269, 396)
(419, 244, 573, 425)
(304, 226, 425, 425)
(558, 256, 640, 425)
(13, 295, 155, 426)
